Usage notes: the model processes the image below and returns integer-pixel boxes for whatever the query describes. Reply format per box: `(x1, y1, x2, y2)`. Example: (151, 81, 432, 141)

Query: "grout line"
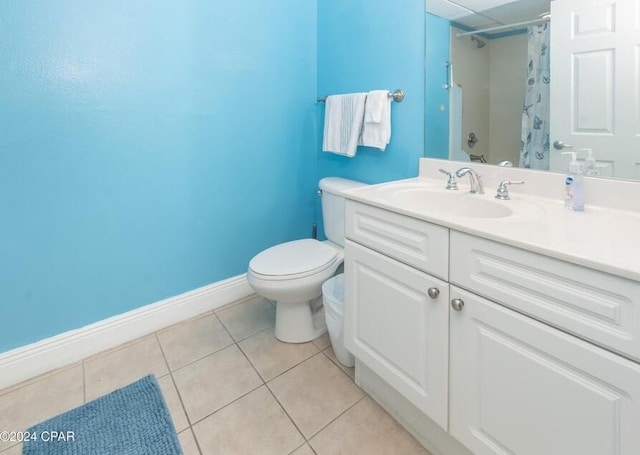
(320, 347, 356, 382)
(155, 331, 205, 455)
(169, 374, 192, 427)
(263, 349, 322, 384)
(84, 333, 152, 363)
(233, 323, 273, 343)
(162, 342, 236, 375)
(0, 361, 79, 398)
(153, 332, 172, 377)
(262, 350, 361, 444)
(212, 311, 234, 340)
(156, 310, 219, 337)
(188, 382, 264, 427)
(154, 333, 192, 426)
(0, 442, 20, 454)
(288, 442, 316, 455)
(215, 297, 276, 343)
(264, 381, 308, 444)
(213, 293, 263, 314)
(235, 334, 268, 386)
(212, 309, 264, 345)
(187, 426, 204, 455)
(154, 328, 201, 454)
(179, 316, 269, 428)
(288, 442, 307, 455)
(306, 394, 367, 442)
(311, 336, 330, 351)
(164, 338, 238, 376)
(238, 335, 321, 384)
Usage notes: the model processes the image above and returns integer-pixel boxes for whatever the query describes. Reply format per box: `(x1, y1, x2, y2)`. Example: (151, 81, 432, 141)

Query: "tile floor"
(0, 295, 429, 455)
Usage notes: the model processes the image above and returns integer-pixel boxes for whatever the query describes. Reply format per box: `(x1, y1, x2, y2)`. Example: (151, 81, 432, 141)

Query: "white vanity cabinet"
(448, 231, 640, 455)
(449, 286, 640, 455)
(343, 201, 450, 430)
(344, 200, 640, 455)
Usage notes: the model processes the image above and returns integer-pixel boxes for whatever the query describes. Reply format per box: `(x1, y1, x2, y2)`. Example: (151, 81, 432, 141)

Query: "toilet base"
(274, 296, 327, 343)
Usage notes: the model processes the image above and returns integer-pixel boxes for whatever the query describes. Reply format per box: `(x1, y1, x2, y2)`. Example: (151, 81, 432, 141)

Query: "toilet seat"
(249, 239, 338, 281)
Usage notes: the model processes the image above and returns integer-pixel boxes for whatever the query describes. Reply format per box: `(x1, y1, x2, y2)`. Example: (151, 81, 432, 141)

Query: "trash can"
(322, 273, 355, 368)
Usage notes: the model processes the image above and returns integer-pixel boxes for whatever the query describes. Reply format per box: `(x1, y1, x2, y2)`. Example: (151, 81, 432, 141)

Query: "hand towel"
(322, 93, 367, 157)
(359, 90, 392, 151)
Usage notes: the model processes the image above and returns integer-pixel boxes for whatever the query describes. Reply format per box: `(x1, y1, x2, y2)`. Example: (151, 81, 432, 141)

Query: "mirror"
(425, 0, 640, 181)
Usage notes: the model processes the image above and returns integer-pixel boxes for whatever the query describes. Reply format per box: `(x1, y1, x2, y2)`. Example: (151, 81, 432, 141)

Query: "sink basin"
(389, 188, 513, 219)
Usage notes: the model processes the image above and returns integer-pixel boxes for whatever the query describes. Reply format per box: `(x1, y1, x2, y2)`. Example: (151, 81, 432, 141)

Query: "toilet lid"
(249, 239, 338, 278)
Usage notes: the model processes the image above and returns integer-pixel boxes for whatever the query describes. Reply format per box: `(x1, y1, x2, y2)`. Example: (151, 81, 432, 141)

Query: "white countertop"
(344, 173, 640, 282)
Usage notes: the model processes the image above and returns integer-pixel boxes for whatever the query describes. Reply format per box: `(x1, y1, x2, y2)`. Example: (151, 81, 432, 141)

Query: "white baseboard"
(0, 274, 254, 389)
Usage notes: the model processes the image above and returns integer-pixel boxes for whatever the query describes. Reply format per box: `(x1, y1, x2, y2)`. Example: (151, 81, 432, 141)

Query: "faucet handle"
(438, 169, 459, 190)
(495, 180, 524, 200)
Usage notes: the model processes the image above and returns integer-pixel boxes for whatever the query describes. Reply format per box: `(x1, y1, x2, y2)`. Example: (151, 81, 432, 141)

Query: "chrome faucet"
(455, 167, 484, 194)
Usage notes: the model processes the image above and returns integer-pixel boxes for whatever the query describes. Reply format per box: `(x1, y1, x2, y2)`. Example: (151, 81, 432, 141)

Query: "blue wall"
(0, 0, 318, 352)
(317, 0, 426, 186)
(425, 13, 451, 159)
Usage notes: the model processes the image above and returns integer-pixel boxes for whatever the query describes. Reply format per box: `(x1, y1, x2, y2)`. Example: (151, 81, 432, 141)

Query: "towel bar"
(317, 89, 404, 103)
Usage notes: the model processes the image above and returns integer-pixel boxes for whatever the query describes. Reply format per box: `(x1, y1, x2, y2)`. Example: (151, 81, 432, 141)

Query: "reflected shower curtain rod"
(456, 16, 550, 38)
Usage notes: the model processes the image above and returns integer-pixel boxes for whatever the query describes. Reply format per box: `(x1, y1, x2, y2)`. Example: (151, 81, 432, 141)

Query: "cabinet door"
(344, 240, 449, 430)
(450, 286, 640, 455)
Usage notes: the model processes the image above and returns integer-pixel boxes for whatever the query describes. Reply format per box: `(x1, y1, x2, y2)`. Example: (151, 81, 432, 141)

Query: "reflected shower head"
(470, 35, 486, 48)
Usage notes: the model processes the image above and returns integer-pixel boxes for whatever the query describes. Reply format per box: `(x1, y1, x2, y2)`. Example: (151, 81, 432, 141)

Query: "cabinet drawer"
(345, 200, 449, 280)
(450, 231, 640, 361)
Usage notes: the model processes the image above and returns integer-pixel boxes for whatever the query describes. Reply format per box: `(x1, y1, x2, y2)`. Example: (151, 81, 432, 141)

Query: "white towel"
(322, 93, 367, 157)
(358, 90, 392, 151)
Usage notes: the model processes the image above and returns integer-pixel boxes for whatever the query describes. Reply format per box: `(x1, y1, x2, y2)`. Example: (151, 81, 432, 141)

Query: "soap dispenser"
(583, 148, 600, 177)
(562, 151, 584, 211)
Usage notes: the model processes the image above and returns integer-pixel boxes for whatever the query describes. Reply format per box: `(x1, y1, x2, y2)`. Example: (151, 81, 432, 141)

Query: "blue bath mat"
(23, 375, 182, 455)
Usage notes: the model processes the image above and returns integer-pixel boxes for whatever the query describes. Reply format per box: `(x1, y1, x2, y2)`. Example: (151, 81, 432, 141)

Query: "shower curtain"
(519, 23, 551, 169)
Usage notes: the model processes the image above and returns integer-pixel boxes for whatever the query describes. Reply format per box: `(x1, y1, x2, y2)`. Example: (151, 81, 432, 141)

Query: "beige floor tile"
(239, 329, 319, 381)
(310, 396, 429, 455)
(0, 362, 81, 398)
(290, 443, 315, 455)
(312, 332, 331, 350)
(0, 365, 83, 451)
(178, 429, 200, 455)
(268, 353, 364, 438)
(323, 346, 355, 381)
(216, 296, 275, 341)
(158, 313, 234, 370)
(193, 386, 304, 455)
(157, 375, 189, 432)
(172, 344, 262, 423)
(0, 442, 22, 454)
(84, 335, 169, 401)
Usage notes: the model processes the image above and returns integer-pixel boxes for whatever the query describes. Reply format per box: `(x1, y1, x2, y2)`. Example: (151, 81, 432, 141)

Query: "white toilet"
(247, 177, 366, 343)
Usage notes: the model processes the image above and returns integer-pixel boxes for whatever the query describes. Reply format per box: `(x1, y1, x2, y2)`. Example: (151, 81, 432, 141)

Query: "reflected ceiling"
(426, 0, 549, 35)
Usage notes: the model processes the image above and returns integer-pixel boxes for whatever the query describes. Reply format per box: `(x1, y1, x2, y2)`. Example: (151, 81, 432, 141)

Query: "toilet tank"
(319, 177, 367, 246)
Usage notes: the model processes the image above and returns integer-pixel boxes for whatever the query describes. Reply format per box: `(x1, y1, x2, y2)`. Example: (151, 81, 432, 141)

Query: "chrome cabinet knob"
(451, 298, 465, 311)
(427, 287, 440, 299)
